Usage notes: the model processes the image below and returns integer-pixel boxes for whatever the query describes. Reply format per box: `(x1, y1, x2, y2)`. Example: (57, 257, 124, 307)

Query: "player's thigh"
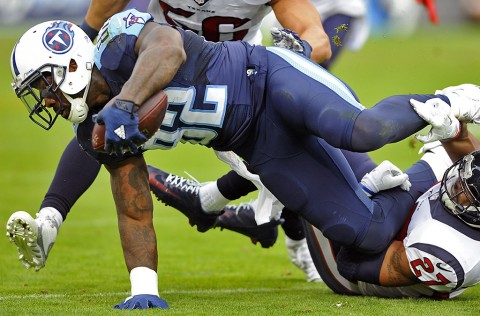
(254, 136, 374, 247)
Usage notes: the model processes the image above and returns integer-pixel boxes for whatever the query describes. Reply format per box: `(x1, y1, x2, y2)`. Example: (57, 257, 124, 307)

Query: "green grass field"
(1, 23, 480, 315)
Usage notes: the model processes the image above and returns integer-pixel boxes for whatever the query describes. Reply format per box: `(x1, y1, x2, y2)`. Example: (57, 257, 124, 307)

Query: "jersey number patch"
(144, 86, 227, 149)
(410, 257, 452, 286)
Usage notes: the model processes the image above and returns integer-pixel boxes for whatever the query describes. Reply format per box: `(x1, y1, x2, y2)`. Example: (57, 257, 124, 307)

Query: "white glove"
(360, 160, 411, 197)
(410, 98, 460, 143)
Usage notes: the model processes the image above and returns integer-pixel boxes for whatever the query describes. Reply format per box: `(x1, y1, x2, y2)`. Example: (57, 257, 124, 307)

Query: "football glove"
(270, 27, 312, 59)
(360, 160, 411, 197)
(95, 99, 147, 156)
(410, 98, 460, 144)
(114, 294, 168, 310)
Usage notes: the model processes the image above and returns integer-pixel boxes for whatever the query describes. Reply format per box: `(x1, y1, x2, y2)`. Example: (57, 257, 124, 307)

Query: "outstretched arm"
(441, 122, 480, 162)
(270, 0, 331, 64)
(105, 155, 168, 309)
(105, 155, 157, 272)
(117, 23, 186, 106)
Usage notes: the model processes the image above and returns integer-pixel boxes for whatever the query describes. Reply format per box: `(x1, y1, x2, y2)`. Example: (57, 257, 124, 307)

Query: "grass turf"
(1, 23, 480, 315)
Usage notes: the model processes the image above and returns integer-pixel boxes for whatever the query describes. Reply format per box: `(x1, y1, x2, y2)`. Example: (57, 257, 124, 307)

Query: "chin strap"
(64, 78, 91, 124)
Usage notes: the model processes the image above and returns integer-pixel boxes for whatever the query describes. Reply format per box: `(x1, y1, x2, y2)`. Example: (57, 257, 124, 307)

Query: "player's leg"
(6, 138, 100, 270)
(282, 208, 321, 282)
(263, 47, 459, 152)
(147, 165, 282, 247)
(303, 220, 361, 295)
(216, 170, 321, 281)
(240, 130, 417, 253)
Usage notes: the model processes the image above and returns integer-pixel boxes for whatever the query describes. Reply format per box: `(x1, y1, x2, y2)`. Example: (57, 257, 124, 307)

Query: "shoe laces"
(165, 173, 200, 194)
(229, 200, 255, 215)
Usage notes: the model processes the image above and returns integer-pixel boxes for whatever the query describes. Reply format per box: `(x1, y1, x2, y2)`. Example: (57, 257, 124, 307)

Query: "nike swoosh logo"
(436, 262, 452, 272)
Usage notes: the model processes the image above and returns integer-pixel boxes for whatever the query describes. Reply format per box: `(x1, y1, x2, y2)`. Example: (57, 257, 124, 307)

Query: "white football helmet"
(10, 20, 94, 129)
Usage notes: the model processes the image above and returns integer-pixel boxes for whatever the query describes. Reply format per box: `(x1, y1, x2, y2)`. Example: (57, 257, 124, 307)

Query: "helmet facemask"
(12, 64, 68, 130)
(440, 152, 480, 229)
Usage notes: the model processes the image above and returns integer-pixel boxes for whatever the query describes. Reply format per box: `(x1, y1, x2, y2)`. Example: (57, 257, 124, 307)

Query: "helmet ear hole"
(69, 59, 78, 72)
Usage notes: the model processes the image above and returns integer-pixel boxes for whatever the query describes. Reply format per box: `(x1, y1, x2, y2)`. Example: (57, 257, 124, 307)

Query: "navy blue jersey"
(78, 9, 447, 253)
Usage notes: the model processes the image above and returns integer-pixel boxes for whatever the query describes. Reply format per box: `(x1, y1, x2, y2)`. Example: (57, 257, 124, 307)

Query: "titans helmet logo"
(42, 21, 74, 54)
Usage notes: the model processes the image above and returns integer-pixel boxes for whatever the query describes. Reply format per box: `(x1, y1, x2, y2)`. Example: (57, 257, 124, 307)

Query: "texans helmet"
(440, 150, 480, 229)
(10, 21, 94, 129)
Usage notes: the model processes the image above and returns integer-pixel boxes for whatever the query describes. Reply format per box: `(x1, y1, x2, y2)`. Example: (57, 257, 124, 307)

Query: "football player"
(8, 9, 480, 308)
(305, 127, 480, 299)
(7, 0, 371, 284)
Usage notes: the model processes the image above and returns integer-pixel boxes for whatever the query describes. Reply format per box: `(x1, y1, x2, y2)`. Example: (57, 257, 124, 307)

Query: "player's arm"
(441, 122, 480, 162)
(116, 23, 186, 106)
(379, 241, 417, 286)
(84, 0, 130, 30)
(270, 0, 331, 64)
(104, 155, 157, 272)
(104, 155, 168, 309)
(379, 123, 480, 287)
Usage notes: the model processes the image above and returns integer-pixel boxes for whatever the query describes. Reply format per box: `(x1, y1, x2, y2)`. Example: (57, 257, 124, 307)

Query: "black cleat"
(148, 165, 220, 232)
(216, 202, 283, 248)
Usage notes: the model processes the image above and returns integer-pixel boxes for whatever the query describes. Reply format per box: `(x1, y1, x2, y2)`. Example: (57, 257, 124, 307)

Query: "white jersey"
(403, 184, 480, 296)
(306, 183, 480, 299)
(147, 0, 272, 44)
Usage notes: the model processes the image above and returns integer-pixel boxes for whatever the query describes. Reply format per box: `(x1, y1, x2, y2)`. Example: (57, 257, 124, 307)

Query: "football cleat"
(435, 84, 480, 123)
(147, 165, 220, 232)
(286, 236, 322, 282)
(215, 202, 282, 248)
(6, 211, 58, 271)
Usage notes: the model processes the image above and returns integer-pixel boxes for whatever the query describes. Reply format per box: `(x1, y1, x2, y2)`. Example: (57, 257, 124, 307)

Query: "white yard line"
(0, 285, 317, 301)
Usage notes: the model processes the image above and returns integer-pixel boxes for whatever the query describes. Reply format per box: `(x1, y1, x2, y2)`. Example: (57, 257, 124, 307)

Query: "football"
(91, 90, 168, 152)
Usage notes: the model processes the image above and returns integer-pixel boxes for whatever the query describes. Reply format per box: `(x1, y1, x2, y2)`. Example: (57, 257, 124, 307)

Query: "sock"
(130, 267, 159, 296)
(37, 207, 63, 228)
(199, 182, 230, 213)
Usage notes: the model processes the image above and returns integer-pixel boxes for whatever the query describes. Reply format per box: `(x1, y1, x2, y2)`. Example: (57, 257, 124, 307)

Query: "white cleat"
(435, 84, 480, 123)
(6, 211, 58, 271)
(286, 237, 322, 283)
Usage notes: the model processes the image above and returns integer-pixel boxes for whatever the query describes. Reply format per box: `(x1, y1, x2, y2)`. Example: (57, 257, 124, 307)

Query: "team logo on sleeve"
(123, 12, 146, 28)
(193, 0, 210, 5)
(43, 22, 74, 54)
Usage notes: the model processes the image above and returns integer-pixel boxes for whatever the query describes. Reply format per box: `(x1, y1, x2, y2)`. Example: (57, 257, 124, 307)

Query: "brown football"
(91, 90, 167, 152)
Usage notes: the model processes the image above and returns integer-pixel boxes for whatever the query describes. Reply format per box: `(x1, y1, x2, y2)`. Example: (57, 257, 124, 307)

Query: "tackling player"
(7, 9, 480, 308)
(306, 127, 480, 299)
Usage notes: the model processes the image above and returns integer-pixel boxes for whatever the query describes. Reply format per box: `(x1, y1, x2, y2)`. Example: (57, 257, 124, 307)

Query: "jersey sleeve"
(94, 9, 154, 71)
(405, 243, 462, 292)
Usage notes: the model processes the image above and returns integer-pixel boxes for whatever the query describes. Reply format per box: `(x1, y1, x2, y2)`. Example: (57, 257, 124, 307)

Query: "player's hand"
(360, 160, 411, 197)
(95, 99, 147, 156)
(114, 294, 168, 310)
(270, 27, 312, 59)
(410, 98, 460, 144)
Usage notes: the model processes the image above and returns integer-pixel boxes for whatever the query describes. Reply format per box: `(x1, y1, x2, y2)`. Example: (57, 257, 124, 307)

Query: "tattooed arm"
(105, 155, 157, 272)
(379, 241, 417, 286)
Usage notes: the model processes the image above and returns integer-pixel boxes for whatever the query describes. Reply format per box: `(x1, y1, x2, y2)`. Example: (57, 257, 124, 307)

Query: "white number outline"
(143, 85, 227, 150)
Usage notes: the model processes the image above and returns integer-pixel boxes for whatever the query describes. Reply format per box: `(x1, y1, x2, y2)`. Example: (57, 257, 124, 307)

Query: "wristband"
(80, 20, 99, 41)
(113, 99, 139, 118)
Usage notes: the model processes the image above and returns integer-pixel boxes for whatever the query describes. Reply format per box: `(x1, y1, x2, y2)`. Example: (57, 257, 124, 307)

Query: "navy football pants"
(235, 47, 442, 253)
